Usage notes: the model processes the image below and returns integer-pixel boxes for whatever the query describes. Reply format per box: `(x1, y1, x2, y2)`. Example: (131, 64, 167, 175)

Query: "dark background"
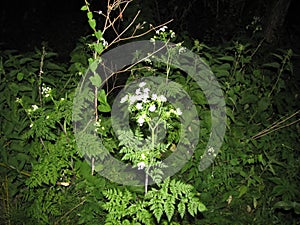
(1, 0, 300, 62)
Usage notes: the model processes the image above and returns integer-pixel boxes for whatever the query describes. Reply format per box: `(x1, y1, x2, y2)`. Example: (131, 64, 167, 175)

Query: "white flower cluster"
(94, 119, 105, 133)
(27, 104, 39, 115)
(120, 82, 183, 126)
(156, 25, 168, 34)
(137, 162, 146, 170)
(42, 84, 52, 97)
(155, 25, 175, 38)
(206, 147, 217, 157)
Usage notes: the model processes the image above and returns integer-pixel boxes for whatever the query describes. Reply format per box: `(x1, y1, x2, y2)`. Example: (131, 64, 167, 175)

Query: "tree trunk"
(263, 0, 292, 43)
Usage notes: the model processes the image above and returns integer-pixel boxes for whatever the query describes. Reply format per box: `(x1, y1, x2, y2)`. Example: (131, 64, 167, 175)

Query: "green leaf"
(17, 72, 24, 81)
(257, 97, 270, 112)
(274, 201, 300, 214)
(198, 202, 207, 212)
(88, 19, 96, 30)
(178, 200, 186, 218)
(89, 73, 102, 87)
(98, 89, 111, 112)
(238, 185, 248, 198)
(218, 56, 235, 62)
(89, 59, 99, 72)
(263, 62, 280, 69)
(81, 5, 88, 11)
(164, 198, 175, 222)
(98, 103, 111, 113)
(95, 42, 104, 54)
(95, 30, 103, 41)
(87, 11, 93, 20)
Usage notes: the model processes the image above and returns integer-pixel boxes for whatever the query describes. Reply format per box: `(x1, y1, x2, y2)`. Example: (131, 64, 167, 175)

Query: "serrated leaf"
(164, 199, 175, 222)
(178, 200, 186, 218)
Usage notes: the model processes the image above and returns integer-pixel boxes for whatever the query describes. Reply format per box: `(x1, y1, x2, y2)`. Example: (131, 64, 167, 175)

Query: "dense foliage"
(1, 1, 299, 224)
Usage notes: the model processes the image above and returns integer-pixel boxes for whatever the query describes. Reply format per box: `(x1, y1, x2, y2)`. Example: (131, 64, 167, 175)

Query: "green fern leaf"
(178, 200, 186, 218)
(164, 196, 175, 222)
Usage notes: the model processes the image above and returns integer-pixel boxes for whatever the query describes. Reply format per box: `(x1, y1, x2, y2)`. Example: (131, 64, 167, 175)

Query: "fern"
(145, 177, 207, 222)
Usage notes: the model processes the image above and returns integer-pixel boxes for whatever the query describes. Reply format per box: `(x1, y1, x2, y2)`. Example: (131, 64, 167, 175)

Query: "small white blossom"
(101, 37, 108, 47)
(140, 93, 149, 103)
(129, 95, 138, 105)
(137, 162, 146, 170)
(30, 123, 33, 128)
(157, 95, 167, 102)
(176, 108, 182, 115)
(151, 94, 157, 100)
(143, 87, 150, 93)
(120, 95, 128, 103)
(156, 25, 168, 34)
(60, 98, 65, 101)
(139, 82, 146, 87)
(179, 47, 187, 54)
(136, 102, 143, 110)
(170, 30, 176, 38)
(149, 104, 156, 112)
(46, 115, 50, 119)
(137, 116, 145, 126)
(141, 153, 146, 160)
(31, 105, 38, 111)
(135, 88, 142, 95)
(207, 147, 215, 156)
(42, 84, 52, 97)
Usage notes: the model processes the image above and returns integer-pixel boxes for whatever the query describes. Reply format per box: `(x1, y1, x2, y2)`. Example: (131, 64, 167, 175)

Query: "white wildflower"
(207, 147, 215, 156)
(30, 123, 33, 128)
(141, 153, 146, 160)
(137, 162, 146, 170)
(101, 37, 108, 47)
(149, 104, 156, 112)
(170, 30, 176, 38)
(135, 88, 142, 95)
(129, 95, 138, 105)
(143, 87, 150, 93)
(42, 84, 52, 97)
(176, 108, 182, 115)
(136, 102, 143, 110)
(120, 95, 128, 103)
(15, 98, 21, 103)
(156, 25, 168, 34)
(179, 47, 186, 54)
(46, 115, 50, 119)
(31, 105, 38, 111)
(151, 94, 157, 100)
(139, 82, 146, 87)
(137, 116, 145, 126)
(157, 95, 167, 102)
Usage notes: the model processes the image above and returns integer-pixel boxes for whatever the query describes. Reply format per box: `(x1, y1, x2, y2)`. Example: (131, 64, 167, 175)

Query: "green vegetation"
(0, 0, 299, 224)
